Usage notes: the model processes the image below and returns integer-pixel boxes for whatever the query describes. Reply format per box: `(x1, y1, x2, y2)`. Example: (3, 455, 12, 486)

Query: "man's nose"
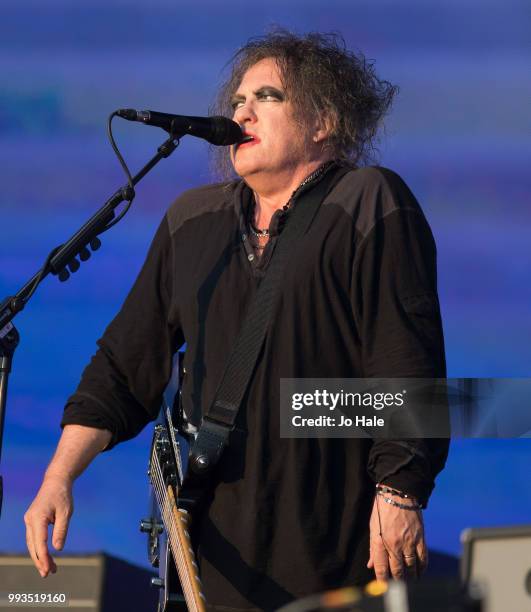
(233, 102, 257, 125)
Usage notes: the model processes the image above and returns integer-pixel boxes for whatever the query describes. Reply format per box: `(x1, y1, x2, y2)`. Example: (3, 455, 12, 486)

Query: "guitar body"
(142, 352, 206, 612)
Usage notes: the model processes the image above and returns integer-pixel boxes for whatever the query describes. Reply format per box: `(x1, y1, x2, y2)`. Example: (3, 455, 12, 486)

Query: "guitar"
(141, 352, 207, 612)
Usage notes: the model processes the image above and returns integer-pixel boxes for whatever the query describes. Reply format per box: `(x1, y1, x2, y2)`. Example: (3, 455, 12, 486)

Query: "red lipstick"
(238, 131, 260, 148)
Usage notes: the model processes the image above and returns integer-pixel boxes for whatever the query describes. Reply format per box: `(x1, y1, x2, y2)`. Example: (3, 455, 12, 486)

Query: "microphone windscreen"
(210, 117, 243, 146)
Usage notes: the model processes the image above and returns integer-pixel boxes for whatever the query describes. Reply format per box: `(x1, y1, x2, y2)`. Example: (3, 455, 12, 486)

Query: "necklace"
(250, 161, 334, 236)
(249, 224, 270, 238)
(294, 161, 333, 193)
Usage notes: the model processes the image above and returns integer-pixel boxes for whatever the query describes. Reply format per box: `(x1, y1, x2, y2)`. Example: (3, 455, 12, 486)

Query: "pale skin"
(25, 56, 427, 583)
(24, 425, 111, 577)
(368, 490, 428, 581)
(230, 58, 333, 234)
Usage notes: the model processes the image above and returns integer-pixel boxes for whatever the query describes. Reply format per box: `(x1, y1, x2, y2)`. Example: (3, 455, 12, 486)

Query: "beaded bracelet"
(376, 490, 421, 511)
(375, 484, 415, 500)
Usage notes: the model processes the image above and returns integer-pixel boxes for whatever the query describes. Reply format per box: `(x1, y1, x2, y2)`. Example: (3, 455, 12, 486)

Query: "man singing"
(25, 31, 448, 610)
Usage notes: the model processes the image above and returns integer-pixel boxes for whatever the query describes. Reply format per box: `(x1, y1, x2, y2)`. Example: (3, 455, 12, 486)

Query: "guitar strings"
(151, 445, 206, 609)
(151, 453, 197, 601)
(151, 451, 197, 604)
(150, 439, 205, 603)
(152, 462, 199, 608)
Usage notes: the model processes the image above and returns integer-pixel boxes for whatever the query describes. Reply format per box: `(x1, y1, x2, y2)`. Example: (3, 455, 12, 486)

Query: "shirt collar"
(234, 160, 340, 231)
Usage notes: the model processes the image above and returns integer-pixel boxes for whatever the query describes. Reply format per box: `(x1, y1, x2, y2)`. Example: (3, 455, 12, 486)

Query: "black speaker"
(0, 552, 159, 611)
(461, 524, 531, 612)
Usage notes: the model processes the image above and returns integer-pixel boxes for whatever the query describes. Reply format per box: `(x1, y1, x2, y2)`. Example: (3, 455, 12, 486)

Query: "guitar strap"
(188, 163, 351, 477)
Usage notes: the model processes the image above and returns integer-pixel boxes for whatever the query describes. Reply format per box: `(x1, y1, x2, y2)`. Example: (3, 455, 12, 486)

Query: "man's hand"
(24, 475, 73, 578)
(23, 424, 112, 577)
(367, 491, 427, 582)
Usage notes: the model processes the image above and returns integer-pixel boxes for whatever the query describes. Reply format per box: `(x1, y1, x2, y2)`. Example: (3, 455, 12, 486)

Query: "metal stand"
(0, 135, 180, 518)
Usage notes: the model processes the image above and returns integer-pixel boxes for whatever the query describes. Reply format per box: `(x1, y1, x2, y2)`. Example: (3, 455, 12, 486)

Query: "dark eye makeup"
(256, 87, 284, 100)
(230, 86, 285, 110)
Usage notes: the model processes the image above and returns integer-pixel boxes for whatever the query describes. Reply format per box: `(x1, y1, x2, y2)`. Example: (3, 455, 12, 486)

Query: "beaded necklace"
(249, 162, 334, 248)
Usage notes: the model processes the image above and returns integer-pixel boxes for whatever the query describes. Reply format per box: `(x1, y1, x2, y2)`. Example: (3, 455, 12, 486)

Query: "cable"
(12, 112, 141, 308)
(100, 112, 136, 232)
(21, 245, 63, 305)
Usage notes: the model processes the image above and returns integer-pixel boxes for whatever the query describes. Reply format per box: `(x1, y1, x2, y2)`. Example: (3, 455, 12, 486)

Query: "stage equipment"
(276, 578, 483, 611)
(0, 553, 158, 611)
(461, 524, 531, 612)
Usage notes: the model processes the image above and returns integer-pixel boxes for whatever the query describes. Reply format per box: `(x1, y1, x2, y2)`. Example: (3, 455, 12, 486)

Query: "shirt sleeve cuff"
(367, 440, 434, 508)
(61, 394, 119, 451)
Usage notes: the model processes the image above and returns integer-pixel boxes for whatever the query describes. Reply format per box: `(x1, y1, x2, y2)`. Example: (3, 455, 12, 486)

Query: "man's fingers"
(370, 538, 390, 582)
(52, 512, 70, 551)
(34, 519, 56, 576)
(403, 553, 418, 580)
(24, 476, 74, 577)
(387, 549, 405, 581)
(25, 510, 56, 578)
(416, 540, 429, 575)
(25, 521, 55, 577)
(25, 525, 42, 575)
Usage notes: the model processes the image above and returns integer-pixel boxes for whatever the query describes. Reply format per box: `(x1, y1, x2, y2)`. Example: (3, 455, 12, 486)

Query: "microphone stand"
(0, 134, 180, 518)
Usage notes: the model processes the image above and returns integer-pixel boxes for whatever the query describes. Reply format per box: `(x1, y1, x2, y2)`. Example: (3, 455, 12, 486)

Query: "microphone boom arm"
(0, 134, 180, 518)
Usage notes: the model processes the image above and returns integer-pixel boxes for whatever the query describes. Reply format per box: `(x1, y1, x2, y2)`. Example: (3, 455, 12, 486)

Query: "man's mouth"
(237, 133, 260, 148)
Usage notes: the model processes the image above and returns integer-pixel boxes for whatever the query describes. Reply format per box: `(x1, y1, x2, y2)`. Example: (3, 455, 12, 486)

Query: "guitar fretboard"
(150, 437, 206, 612)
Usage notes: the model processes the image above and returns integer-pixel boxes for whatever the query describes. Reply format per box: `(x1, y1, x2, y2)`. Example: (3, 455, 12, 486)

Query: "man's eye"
(259, 93, 279, 101)
(231, 101, 244, 110)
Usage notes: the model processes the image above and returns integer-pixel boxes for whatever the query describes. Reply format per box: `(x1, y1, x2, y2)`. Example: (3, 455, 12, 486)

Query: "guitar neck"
(150, 426, 206, 612)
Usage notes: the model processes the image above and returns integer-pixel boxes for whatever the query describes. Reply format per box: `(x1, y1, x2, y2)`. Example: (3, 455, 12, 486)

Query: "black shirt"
(62, 165, 448, 610)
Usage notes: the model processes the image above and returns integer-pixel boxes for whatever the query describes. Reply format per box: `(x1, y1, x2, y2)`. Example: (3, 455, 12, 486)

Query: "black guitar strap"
(188, 163, 351, 476)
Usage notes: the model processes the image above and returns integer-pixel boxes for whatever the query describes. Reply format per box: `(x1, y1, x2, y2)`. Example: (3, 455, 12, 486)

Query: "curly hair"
(209, 29, 399, 180)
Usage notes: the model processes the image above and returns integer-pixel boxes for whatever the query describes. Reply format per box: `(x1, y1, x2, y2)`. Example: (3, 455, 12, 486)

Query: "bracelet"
(375, 484, 415, 500)
(376, 490, 421, 511)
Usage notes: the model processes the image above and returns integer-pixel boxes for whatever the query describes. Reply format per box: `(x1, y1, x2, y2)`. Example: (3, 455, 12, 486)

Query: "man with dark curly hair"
(25, 31, 448, 610)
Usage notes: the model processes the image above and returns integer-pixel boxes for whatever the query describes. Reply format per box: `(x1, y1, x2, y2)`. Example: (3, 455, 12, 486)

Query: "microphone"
(116, 109, 243, 146)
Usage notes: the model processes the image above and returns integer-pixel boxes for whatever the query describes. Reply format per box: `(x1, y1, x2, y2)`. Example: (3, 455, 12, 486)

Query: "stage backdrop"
(1, 0, 530, 569)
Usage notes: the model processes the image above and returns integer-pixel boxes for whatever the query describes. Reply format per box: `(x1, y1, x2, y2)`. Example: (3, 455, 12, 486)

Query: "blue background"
(1, 0, 530, 570)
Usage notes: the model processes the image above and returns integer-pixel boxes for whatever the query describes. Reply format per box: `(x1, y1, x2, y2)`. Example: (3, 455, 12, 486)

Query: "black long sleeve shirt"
(62, 165, 448, 610)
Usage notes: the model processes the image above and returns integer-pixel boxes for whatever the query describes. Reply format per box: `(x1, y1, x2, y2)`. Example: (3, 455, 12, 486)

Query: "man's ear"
(312, 110, 336, 144)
